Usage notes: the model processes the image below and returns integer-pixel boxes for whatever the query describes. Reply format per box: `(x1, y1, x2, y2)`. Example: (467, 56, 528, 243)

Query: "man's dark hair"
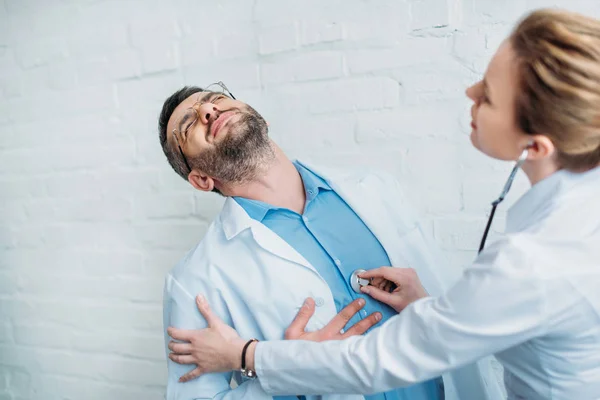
(158, 86, 204, 180)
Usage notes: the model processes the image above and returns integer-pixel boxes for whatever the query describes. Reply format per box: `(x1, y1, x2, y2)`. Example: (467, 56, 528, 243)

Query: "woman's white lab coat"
(255, 166, 600, 400)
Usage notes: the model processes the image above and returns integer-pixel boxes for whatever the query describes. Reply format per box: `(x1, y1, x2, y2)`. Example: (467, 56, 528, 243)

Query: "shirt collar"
(233, 197, 273, 221)
(233, 161, 331, 222)
(505, 167, 600, 233)
(294, 160, 332, 201)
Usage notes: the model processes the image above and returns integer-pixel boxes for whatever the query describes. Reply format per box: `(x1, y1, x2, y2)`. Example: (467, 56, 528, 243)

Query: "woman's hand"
(359, 267, 428, 313)
(167, 295, 247, 383)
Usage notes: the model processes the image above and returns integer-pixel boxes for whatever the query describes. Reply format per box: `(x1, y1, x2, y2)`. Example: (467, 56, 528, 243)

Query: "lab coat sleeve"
(164, 274, 274, 399)
(402, 225, 506, 400)
(384, 171, 505, 400)
(255, 235, 549, 396)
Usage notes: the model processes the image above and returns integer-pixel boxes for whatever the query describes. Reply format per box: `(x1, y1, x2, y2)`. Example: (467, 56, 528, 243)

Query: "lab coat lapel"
(300, 162, 416, 268)
(331, 177, 445, 295)
(219, 197, 318, 274)
(337, 184, 414, 269)
(251, 223, 319, 273)
(299, 162, 446, 294)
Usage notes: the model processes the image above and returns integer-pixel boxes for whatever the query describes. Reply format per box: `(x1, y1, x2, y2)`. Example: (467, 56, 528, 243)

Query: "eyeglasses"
(172, 81, 236, 174)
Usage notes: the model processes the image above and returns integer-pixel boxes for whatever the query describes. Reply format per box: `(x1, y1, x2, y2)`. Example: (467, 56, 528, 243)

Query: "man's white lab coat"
(163, 162, 504, 400)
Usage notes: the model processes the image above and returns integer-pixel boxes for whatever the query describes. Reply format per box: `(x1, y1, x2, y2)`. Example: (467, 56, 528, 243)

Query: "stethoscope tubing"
(478, 149, 529, 253)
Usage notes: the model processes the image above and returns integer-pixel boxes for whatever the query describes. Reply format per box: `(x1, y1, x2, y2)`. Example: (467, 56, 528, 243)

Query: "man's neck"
(224, 146, 306, 214)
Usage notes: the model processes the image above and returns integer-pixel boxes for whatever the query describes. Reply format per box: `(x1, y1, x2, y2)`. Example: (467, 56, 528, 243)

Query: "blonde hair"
(511, 8, 600, 171)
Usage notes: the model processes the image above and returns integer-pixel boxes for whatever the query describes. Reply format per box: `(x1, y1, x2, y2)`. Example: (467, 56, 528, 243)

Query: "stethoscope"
(349, 148, 530, 293)
(477, 148, 529, 253)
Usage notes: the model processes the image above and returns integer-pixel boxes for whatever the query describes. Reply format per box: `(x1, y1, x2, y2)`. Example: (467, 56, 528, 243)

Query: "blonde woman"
(167, 9, 600, 400)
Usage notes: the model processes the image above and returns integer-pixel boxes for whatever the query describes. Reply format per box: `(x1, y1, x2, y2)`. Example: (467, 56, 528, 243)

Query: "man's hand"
(168, 296, 382, 383)
(167, 295, 247, 383)
(359, 267, 428, 313)
(285, 297, 382, 341)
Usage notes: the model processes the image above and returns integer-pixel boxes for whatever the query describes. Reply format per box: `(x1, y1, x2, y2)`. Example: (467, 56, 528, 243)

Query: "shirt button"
(334, 259, 341, 267)
(302, 216, 308, 223)
(315, 297, 324, 307)
(362, 310, 368, 317)
(308, 190, 314, 195)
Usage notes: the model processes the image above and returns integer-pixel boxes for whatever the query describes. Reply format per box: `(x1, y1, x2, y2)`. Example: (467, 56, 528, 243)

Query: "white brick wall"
(1, 0, 599, 399)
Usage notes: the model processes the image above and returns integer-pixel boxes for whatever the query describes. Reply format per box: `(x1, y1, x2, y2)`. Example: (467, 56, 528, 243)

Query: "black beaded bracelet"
(241, 339, 258, 378)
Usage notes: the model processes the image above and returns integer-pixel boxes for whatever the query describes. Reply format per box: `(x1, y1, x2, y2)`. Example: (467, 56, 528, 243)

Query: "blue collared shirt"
(235, 162, 440, 400)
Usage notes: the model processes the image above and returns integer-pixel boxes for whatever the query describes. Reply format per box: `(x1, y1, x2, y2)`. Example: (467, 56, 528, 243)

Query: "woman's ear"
(525, 135, 555, 161)
(188, 170, 215, 192)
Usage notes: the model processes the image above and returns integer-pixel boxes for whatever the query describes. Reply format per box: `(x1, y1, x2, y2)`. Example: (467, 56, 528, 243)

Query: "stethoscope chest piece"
(350, 269, 370, 294)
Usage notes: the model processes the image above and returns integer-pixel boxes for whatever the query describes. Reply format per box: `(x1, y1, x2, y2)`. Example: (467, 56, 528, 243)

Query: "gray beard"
(188, 105, 274, 184)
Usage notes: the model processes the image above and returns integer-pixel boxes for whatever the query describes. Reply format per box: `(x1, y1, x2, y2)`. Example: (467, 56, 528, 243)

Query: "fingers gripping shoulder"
(165, 273, 232, 330)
